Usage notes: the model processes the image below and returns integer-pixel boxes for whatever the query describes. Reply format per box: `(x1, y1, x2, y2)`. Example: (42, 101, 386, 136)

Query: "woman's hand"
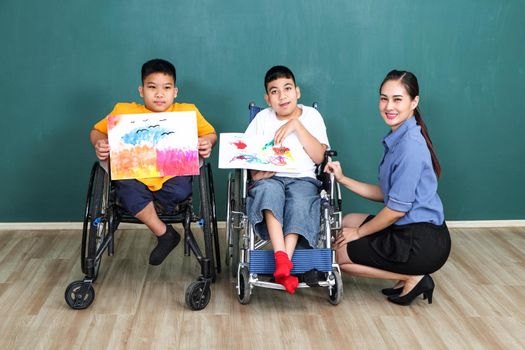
(334, 227, 361, 249)
(251, 170, 275, 181)
(324, 161, 344, 182)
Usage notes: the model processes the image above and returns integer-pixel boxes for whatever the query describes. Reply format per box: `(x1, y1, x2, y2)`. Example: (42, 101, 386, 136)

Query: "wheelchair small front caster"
(327, 270, 343, 305)
(237, 266, 251, 305)
(185, 279, 211, 310)
(65, 280, 95, 309)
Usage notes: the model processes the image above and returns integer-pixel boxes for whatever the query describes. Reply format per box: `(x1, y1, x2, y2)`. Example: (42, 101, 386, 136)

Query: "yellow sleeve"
(92, 103, 124, 135)
(93, 115, 109, 135)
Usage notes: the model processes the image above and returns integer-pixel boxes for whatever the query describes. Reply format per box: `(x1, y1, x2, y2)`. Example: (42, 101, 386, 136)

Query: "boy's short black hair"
(264, 65, 296, 91)
(141, 59, 176, 83)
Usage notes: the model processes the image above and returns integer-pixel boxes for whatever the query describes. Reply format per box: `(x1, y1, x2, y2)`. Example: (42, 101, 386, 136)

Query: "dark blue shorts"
(113, 176, 193, 216)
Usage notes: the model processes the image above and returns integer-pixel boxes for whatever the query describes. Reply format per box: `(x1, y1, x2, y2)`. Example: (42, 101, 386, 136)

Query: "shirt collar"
(382, 116, 417, 149)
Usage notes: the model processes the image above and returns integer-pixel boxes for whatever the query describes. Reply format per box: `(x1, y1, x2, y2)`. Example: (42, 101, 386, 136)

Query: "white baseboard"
(445, 220, 525, 228)
(0, 220, 523, 231)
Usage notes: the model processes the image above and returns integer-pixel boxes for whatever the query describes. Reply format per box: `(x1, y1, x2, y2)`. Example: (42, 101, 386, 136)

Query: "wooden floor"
(0, 226, 524, 350)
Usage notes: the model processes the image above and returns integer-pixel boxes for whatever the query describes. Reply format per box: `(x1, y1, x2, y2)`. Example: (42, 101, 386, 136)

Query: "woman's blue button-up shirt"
(379, 116, 444, 225)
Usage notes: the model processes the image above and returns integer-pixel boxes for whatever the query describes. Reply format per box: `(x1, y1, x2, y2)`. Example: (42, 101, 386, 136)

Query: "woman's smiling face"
(379, 79, 419, 131)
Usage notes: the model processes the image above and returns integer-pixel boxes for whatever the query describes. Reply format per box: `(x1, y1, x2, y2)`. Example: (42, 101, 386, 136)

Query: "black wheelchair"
(225, 103, 344, 304)
(65, 159, 221, 311)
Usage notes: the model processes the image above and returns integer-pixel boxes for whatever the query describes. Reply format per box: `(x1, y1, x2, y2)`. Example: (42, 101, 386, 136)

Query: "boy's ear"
(138, 85, 144, 98)
(296, 86, 301, 100)
(264, 94, 270, 106)
(174, 86, 179, 99)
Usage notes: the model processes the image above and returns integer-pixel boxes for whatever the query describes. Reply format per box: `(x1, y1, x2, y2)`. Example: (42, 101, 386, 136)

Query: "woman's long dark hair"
(380, 70, 442, 178)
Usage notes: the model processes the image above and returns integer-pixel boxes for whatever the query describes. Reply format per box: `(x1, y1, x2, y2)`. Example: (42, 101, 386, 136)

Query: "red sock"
(274, 251, 293, 280)
(274, 251, 298, 293)
(281, 275, 299, 294)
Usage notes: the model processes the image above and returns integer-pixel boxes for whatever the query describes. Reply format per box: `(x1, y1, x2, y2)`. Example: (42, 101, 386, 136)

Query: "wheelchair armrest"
(316, 149, 337, 192)
(316, 149, 336, 174)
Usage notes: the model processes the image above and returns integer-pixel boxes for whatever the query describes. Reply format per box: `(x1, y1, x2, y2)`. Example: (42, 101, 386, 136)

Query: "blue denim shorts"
(114, 176, 192, 216)
(247, 176, 322, 248)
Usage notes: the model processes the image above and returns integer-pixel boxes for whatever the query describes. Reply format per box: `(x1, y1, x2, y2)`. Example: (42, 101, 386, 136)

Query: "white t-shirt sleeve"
(302, 107, 330, 148)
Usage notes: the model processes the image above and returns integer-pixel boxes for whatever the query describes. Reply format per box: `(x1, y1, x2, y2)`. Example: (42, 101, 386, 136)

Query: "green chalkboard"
(1, 0, 524, 222)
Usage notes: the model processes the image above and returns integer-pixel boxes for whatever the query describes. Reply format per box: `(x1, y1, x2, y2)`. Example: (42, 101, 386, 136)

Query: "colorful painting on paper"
(218, 133, 298, 172)
(108, 112, 199, 180)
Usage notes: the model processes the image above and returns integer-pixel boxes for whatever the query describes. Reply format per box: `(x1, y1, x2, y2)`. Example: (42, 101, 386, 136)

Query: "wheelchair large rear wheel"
(198, 165, 216, 281)
(226, 170, 242, 279)
(206, 163, 221, 274)
(81, 162, 110, 281)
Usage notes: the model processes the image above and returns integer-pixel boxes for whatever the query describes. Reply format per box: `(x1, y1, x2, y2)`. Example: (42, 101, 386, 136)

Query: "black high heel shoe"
(381, 286, 403, 296)
(387, 275, 434, 306)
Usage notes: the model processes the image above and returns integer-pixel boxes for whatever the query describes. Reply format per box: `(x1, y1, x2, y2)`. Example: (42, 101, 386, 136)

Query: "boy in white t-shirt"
(245, 66, 330, 294)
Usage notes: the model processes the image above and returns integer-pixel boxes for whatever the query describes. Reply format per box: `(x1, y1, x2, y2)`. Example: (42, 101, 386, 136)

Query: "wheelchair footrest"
(249, 249, 332, 274)
(300, 269, 326, 287)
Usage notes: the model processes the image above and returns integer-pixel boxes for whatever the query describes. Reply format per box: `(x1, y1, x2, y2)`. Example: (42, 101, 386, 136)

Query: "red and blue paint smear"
(229, 138, 294, 167)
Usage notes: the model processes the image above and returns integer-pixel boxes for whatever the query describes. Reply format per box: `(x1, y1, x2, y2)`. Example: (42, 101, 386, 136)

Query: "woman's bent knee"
(342, 213, 369, 228)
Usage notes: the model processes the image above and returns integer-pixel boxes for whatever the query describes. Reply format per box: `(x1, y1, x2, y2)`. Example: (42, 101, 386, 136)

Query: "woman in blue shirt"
(325, 70, 451, 306)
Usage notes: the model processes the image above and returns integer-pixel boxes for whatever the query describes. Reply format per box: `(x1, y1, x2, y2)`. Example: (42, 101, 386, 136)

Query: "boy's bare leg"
(134, 202, 166, 236)
(135, 201, 180, 265)
(264, 210, 285, 252)
(284, 233, 298, 258)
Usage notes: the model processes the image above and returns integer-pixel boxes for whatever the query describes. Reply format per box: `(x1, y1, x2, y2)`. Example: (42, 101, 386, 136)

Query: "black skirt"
(346, 215, 451, 275)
